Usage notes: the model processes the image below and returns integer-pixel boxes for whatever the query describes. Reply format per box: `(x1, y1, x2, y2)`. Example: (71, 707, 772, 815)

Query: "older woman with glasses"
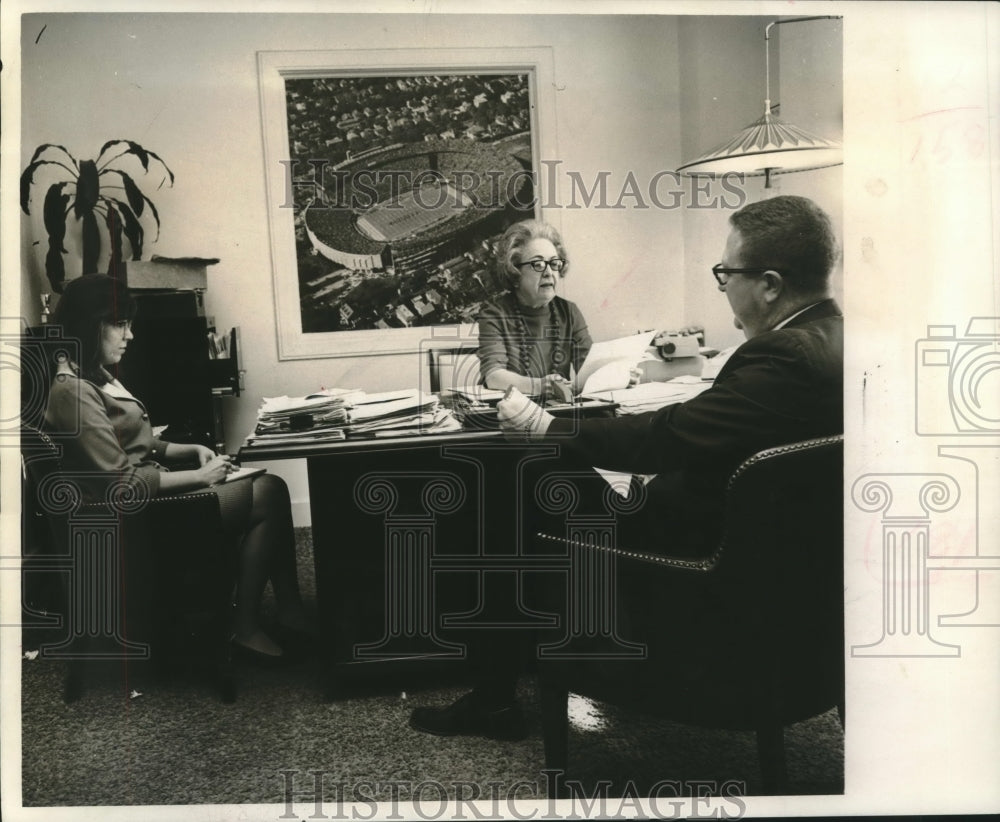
(476, 219, 592, 401)
(44, 274, 312, 665)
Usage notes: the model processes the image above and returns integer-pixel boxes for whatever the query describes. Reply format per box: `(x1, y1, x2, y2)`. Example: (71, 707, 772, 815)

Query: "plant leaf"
(97, 140, 149, 173)
(108, 198, 144, 260)
(27, 143, 78, 169)
(124, 141, 150, 172)
(97, 139, 125, 161)
(20, 160, 75, 213)
(100, 168, 145, 216)
(81, 210, 101, 275)
(140, 192, 162, 241)
(45, 241, 67, 294)
(145, 149, 175, 186)
(105, 207, 125, 280)
(74, 160, 100, 217)
(42, 182, 71, 252)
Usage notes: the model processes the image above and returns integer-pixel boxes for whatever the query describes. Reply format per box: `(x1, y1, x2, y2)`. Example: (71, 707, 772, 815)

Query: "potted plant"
(20, 140, 174, 293)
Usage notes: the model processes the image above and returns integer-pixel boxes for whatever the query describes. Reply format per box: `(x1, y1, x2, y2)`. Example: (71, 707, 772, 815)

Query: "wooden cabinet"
(120, 289, 240, 451)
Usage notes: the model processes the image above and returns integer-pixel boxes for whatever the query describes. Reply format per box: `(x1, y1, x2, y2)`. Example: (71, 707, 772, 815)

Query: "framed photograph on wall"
(257, 47, 558, 359)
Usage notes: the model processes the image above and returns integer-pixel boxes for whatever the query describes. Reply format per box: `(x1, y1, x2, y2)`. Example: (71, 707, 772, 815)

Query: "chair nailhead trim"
(534, 435, 842, 573)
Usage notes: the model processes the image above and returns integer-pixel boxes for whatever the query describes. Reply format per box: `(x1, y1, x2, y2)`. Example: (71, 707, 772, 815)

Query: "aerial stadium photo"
(284, 73, 537, 333)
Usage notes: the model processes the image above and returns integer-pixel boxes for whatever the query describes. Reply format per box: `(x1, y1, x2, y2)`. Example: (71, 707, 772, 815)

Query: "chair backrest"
(717, 435, 844, 715)
(535, 434, 844, 728)
(19, 327, 72, 430)
(719, 435, 844, 598)
(21, 425, 67, 555)
(426, 343, 481, 394)
(20, 424, 77, 620)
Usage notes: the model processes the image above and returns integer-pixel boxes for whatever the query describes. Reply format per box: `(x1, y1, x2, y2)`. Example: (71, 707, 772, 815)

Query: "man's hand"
(497, 386, 555, 441)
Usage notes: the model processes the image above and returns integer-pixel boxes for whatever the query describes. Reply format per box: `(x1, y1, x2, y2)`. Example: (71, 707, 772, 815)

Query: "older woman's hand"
(497, 386, 555, 441)
(542, 374, 574, 404)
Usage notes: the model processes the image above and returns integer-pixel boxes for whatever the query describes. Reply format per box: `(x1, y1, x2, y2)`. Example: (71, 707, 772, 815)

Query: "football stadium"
(303, 138, 531, 279)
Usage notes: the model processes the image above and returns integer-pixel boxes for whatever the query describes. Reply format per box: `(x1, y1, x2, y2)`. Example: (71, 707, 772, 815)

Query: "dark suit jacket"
(547, 299, 843, 555)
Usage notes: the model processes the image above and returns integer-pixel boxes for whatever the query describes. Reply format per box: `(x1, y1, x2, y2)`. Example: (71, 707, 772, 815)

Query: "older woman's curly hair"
(496, 219, 570, 290)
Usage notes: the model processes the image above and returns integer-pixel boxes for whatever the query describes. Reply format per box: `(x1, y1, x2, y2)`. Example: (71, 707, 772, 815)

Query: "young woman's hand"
(197, 454, 234, 487)
(192, 444, 218, 466)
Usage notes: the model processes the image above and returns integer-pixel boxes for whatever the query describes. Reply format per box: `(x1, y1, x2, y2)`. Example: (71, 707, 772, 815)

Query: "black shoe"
(231, 636, 287, 668)
(270, 623, 316, 661)
(409, 692, 528, 741)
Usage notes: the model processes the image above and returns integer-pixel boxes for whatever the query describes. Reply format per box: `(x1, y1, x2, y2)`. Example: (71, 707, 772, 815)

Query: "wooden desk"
(239, 410, 631, 697)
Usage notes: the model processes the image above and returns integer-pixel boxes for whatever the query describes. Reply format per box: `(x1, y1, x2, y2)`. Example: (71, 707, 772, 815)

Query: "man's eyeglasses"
(711, 264, 770, 286)
(516, 257, 567, 274)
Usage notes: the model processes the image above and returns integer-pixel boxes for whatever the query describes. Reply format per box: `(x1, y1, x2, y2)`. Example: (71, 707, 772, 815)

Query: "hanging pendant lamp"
(677, 16, 842, 188)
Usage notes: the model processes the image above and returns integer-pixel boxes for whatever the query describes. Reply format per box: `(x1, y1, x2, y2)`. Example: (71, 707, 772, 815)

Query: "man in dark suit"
(410, 194, 843, 740)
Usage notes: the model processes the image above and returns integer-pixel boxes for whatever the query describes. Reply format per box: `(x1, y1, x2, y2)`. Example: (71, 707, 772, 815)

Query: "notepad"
(224, 465, 266, 483)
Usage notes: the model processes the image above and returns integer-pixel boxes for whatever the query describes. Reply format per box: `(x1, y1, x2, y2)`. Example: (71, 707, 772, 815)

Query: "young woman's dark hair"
(51, 274, 137, 384)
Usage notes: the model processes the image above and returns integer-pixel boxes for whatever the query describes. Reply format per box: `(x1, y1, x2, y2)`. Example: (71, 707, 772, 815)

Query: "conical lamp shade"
(677, 111, 842, 178)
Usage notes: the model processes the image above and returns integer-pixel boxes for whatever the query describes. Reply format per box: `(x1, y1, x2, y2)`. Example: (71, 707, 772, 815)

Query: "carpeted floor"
(18, 528, 843, 808)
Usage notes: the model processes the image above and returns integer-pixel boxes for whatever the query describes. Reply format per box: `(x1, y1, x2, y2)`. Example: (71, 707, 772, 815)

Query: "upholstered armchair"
(21, 423, 239, 703)
(534, 435, 844, 795)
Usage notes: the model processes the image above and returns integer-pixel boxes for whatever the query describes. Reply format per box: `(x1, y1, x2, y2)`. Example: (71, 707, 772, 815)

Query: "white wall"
(775, 16, 844, 308)
(677, 15, 844, 353)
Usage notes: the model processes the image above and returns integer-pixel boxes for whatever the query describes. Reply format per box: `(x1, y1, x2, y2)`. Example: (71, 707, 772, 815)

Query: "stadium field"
(357, 181, 474, 242)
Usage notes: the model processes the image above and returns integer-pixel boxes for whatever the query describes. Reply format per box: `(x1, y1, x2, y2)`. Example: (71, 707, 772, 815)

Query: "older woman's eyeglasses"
(711, 263, 770, 286)
(516, 257, 567, 274)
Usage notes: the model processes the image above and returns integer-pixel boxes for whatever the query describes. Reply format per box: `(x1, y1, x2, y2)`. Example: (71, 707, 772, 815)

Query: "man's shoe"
(231, 636, 287, 668)
(409, 692, 528, 741)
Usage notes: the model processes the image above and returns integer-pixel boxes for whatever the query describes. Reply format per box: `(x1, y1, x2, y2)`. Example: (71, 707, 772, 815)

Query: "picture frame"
(257, 47, 558, 360)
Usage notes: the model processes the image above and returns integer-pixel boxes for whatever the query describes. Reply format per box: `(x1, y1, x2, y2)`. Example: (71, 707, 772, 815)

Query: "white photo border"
(257, 46, 559, 360)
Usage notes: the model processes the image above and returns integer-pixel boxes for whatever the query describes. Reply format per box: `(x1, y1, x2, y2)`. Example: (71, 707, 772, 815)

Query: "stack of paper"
(438, 384, 507, 405)
(246, 387, 359, 446)
(363, 406, 464, 438)
(254, 388, 362, 433)
(247, 387, 466, 445)
(245, 428, 347, 447)
(343, 390, 443, 434)
(582, 377, 712, 415)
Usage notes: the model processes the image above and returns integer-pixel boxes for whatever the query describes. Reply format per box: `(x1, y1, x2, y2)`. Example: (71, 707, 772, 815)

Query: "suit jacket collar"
(778, 298, 842, 330)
